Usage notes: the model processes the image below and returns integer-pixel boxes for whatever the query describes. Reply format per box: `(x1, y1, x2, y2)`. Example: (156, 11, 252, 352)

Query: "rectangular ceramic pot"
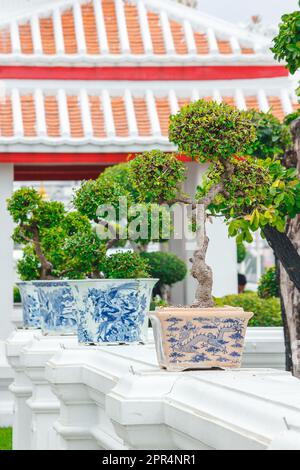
(150, 307, 253, 371)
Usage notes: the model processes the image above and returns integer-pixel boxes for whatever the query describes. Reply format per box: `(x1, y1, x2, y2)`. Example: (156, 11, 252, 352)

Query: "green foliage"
(246, 111, 291, 160)
(129, 150, 186, 203)
(169, 100, 256, 162)
(150, 295, 168, 311)
(140, 251, 187, 287)
(17, 245, 40, 281)
(8, 188, 109, 280)
(61, 232, 106, 279)
(7, 187, 41, 223)
(200, 156, 300, 243)
(13, 286, 21, 304)
(258, 267, 280, 299)
(272, 4, 300, 75)
(284, 109, 300, 125)
(215, 293, 282, 327)
(103, 251, 151, 279)
(0, 428, 12, 451)
(237, 242, 247, 264)
(100, 163, 140, 203)
(73, 177, 131, 222)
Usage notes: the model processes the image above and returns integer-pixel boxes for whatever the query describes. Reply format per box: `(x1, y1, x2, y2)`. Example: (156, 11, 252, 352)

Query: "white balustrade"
(5, 327, 296, 451)
(6, 330, 39, 449)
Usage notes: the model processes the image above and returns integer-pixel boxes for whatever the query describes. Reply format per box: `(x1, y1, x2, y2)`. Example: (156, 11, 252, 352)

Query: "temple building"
(0, 0, 297, 346)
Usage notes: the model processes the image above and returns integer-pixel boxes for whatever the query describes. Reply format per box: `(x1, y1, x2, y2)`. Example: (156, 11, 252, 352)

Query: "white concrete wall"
(170, 162, 237, 305)
(0, 165, 14, 340)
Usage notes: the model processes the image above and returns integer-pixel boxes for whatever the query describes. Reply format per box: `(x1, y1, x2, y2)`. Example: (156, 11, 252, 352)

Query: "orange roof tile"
(19, 22, 34, 54)
(0, 88, 295, 142)
(0, 0, 269, 61)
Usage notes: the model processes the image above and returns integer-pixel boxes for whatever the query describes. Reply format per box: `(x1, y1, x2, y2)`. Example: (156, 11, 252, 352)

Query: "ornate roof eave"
(0, 0, 276, 67)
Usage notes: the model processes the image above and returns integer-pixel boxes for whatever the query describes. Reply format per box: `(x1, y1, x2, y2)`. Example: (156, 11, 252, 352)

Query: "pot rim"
(151, 306, 253, 319)
(18, 278, 159, 285)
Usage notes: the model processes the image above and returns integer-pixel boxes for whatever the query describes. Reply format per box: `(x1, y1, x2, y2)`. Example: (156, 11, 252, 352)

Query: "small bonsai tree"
(140, 251, 187, 301)
(129, 100, 300, 309)
(7, 187, 150, 281)
(74, 160, 175, 251)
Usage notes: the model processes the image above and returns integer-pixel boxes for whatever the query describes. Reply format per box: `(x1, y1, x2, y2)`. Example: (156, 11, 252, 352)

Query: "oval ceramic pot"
(150, 307, 253, 371)
(71, 279, 158, 345)
(33, 281, 78, 336)
(17, 282, 40, 329)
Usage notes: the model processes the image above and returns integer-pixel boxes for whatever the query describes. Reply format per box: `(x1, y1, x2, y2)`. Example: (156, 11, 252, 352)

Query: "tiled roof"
(0, 0, 272, 65)
(0, 84, 297, 150)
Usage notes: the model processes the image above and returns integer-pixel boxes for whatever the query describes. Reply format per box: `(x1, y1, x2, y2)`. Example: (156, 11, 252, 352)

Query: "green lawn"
(0, 428, 12, 450)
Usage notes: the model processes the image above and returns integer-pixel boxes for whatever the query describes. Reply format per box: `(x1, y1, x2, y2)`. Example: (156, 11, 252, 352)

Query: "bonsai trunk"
(191, 204, 214, 308)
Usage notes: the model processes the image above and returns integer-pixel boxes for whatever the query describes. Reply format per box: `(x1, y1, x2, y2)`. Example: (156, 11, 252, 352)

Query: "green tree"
(272, 1, 300, 376)
(7, 188, 149, 281)
(74, 161, 176, 249)
(130, 100, 300, 309)
(140, 251, 187, 301)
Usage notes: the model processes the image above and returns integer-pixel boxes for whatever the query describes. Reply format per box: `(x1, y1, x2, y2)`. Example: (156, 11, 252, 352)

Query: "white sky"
(0, 0, 298, 25)
(197, 0, 299, 25)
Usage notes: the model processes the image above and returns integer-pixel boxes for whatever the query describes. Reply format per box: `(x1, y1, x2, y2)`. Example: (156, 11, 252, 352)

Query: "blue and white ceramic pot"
(32, 281, 78, 336)
(17, 282, 40, 329)
(70, 279, 158, 345)
(150, 307, 253, 371)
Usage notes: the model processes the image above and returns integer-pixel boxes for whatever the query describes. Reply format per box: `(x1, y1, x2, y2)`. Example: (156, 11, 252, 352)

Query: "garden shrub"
(215, 292, 282, 327)
(140, 252, 187, 288)
(103, 251, 150, 279)
(258, 267, 279, 299)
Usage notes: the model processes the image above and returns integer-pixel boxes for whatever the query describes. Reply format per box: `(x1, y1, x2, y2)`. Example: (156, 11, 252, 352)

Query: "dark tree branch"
(20, 223, 54, 280)
(263, 224, 300, 293)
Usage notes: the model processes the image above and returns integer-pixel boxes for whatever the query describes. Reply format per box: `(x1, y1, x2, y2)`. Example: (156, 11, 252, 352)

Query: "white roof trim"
(0, 82, 297, 151)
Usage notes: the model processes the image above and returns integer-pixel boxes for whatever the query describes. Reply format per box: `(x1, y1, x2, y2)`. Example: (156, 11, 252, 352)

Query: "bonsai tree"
(129, 100, 300, 310)
(74, 161, 174, 251)
(140, 251, 187, 302)
(7, 187, 150, 281)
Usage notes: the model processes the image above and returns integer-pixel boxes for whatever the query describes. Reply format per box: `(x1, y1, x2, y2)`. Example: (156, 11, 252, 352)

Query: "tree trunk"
(263, 224, 300, 293)
(278, 117, 300, 377)
(276, 260, 293, 371)
(191, 204, 214, 308)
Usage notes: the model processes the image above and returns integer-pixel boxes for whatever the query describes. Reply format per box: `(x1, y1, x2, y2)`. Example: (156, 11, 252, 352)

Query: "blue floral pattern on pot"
(33, 281, 78, 336)
(150, 308, 253, 371)
(17, 282, 40, 329)
(72, 279, 157, 344)
(166, 316, 246, 366)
